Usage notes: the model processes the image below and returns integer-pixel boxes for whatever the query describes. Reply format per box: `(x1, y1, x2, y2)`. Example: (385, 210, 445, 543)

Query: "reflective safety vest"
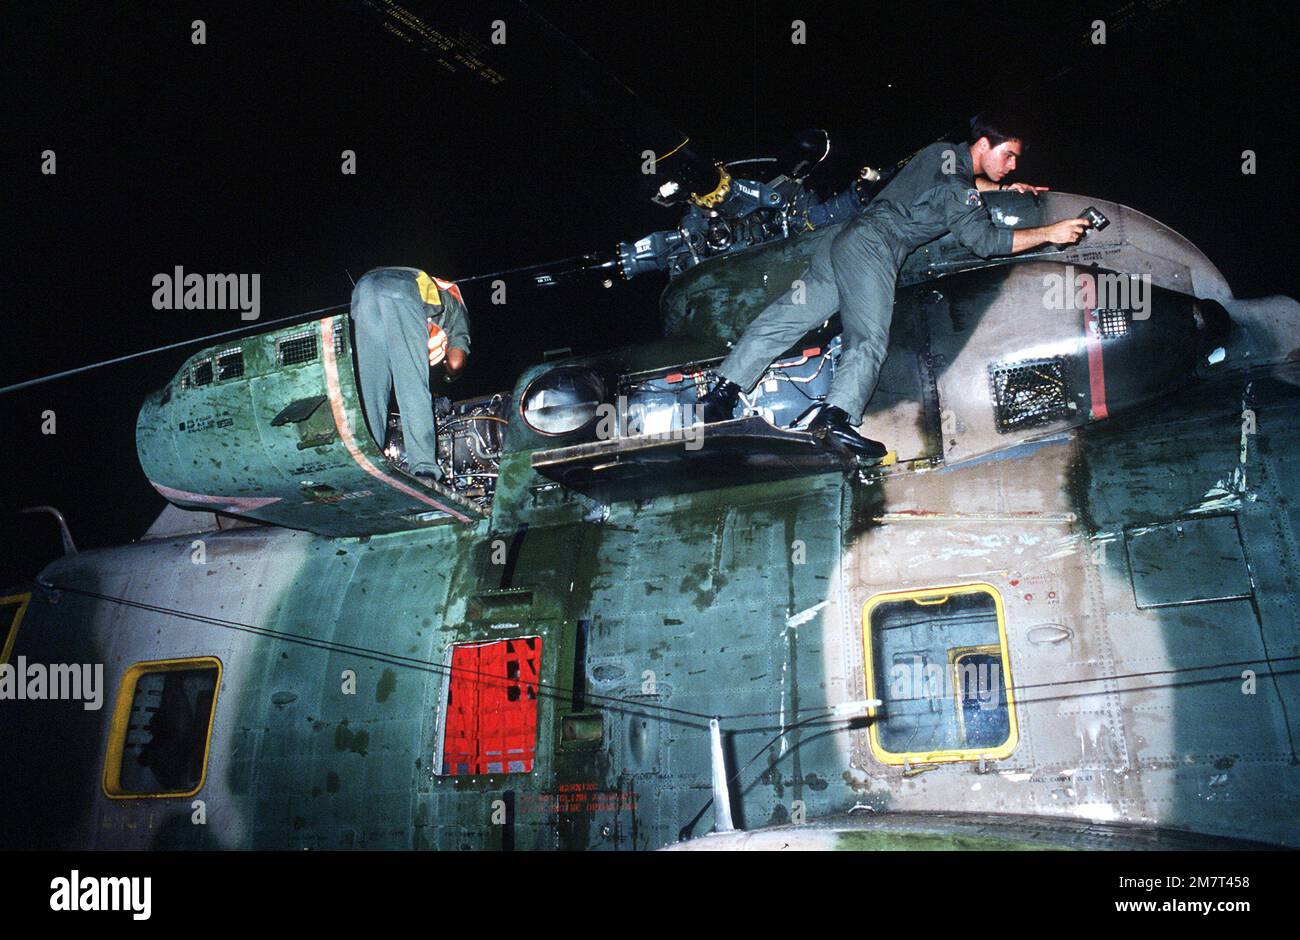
(415, 271, 465, 308)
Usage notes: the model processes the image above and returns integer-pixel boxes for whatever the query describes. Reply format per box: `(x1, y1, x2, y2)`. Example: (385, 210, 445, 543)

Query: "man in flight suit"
(698, 114, 1091, 456)
(350, 266, 471, 484)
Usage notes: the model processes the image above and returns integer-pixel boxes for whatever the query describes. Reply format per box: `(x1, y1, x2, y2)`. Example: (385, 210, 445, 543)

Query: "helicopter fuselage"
(3, 192, 1298, 850)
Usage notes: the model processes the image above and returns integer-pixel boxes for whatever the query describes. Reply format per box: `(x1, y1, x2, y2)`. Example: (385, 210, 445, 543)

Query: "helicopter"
(2, 1, 1298, 851)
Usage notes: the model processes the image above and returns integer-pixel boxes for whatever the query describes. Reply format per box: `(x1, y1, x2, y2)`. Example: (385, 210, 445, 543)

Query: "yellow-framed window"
(102, 657, 222, 799)
(0, 592, 32, 667)
(861, 583, 1018, 765)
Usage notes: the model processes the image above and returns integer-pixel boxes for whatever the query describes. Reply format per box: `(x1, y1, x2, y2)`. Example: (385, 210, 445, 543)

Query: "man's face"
(982, 139, 1021, 181)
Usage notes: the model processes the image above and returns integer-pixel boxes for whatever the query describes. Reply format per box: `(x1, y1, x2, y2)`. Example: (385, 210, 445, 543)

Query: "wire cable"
(0, 303, 349, 396)
(38, 581, 721, 728)
(36, 577, 1300, 721)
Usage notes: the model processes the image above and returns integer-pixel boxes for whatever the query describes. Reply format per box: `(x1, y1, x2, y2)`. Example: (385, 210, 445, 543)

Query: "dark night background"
(2, 0, 1296, 584)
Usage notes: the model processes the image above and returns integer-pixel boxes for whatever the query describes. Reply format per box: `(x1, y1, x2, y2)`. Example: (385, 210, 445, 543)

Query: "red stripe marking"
(1078, 273, 1109, 421)
(319, 318, 474, 523)
(151, 481, 281, 514)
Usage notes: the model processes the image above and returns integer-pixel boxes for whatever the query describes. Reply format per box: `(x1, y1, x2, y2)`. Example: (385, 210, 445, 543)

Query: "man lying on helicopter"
(697, 113, 1092, 456)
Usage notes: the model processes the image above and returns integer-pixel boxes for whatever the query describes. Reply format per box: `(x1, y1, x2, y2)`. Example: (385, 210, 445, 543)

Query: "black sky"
(2, 0, 1296, 580)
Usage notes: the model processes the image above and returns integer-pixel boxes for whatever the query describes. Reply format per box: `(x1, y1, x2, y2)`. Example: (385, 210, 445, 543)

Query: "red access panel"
(441, 637, 542, 776)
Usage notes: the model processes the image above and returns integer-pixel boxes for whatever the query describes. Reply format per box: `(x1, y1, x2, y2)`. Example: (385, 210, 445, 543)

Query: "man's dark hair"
(968, 113, 1026, 148)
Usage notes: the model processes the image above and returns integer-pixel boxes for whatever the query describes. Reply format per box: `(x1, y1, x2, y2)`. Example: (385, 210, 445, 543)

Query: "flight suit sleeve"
(940, 183, 1014, 259)
(438, 290, 472, 354)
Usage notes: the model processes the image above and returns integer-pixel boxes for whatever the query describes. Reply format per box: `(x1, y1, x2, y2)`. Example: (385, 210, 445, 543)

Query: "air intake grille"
(277, 331, 318, 367)
(1097, 307, 1130, 338)
(217, 349, 244, 380)
(989, 357, 1070, 433)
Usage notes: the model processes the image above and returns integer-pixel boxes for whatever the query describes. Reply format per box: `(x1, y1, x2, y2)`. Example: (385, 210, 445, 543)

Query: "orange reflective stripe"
(431, 275, 465, 306)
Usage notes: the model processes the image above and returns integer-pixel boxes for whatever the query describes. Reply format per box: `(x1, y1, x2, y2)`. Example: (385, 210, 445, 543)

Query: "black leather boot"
(698, 379, 742, 424)
(807, 405, 887, 458)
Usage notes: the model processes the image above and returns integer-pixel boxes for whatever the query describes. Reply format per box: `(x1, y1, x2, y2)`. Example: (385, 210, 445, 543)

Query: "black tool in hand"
(1080, 206, 1110, 232)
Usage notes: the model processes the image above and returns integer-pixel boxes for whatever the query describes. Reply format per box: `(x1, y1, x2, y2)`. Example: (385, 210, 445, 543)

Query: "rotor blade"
(342, 0, 509, 86)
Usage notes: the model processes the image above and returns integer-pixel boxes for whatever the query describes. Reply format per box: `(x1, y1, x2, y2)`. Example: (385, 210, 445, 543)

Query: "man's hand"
(427, 322, 448, 367)
(445, 347, 466, 380)
(1010, 217, 1091, 253)
(1047, 218, 1090, 244)
(1004, 182, 1049, 195)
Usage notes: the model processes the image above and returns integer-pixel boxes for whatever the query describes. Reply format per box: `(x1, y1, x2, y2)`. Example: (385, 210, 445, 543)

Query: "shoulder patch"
(965, 188, 984, 208)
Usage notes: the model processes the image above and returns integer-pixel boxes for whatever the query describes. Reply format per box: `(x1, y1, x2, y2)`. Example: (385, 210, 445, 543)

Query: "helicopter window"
(103, 657, 222, 799)
(861, 584, 1017, 765)
(438, 637, 542, 776)
(0, 592, 31, 667)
